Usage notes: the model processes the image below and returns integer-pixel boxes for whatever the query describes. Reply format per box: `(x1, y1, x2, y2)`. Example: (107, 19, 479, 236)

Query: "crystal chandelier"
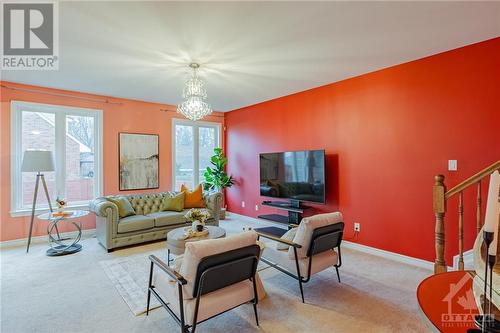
(177, 63, 213, 121)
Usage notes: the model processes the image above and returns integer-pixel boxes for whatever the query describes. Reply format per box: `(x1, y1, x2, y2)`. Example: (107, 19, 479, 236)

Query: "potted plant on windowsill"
(203, 147, 234, 220)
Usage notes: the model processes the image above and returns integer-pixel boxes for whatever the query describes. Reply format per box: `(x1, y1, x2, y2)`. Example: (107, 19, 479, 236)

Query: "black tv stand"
(258, 200, 310, 226)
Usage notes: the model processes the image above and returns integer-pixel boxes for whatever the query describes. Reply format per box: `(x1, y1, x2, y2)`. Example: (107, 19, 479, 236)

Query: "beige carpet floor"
(0, 213, 432, 333)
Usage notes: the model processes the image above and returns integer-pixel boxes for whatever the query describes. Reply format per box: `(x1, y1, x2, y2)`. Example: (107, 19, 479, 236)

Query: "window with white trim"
(11, 101, 103, 215)
(172, 119, 221, 190)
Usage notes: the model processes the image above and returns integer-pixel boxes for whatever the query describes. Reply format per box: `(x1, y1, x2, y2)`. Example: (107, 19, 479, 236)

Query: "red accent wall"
(225, 37, 500, 263)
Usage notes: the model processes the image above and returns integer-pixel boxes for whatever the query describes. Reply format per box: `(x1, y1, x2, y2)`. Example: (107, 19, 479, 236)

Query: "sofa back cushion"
(161, 192, 185, 212)
(128, 194, 163, 215)
(107, 196, 136, 218)
(104, 191, 210, 216)
(179, 231, 258, 299)
(288, 212, 343, 259)
(181, 184, 206, 208)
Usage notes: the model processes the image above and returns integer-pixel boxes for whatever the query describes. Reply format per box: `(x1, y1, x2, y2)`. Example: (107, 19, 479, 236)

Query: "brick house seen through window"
(11, 101, 102, 213)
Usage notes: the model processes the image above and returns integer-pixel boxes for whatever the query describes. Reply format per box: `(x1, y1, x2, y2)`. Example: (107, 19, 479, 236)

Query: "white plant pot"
(192, 220, 204, 232)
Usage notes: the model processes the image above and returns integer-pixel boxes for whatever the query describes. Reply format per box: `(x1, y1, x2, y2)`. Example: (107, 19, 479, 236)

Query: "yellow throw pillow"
(181, 184, 206, 208)
(107, 196, 136, 218)
(161, 192, 185, 212)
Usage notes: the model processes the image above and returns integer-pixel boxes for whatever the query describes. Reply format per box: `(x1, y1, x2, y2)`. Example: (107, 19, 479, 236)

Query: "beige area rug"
(99, 249, 166, 316)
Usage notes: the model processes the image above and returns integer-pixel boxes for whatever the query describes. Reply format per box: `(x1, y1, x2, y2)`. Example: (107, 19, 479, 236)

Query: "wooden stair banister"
(445, 161, 500, 199)
(433, 160, 500, 274)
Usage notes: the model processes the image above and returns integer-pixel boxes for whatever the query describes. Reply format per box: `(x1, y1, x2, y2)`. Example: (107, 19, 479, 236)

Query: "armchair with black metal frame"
(256, 213, 344, 303)
(147, 242, 261, 333)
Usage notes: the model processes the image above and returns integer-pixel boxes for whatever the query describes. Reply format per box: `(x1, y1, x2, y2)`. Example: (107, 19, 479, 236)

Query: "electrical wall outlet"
(354, 223, 360, 232)
(255, 204, 259, 211)
(241, 201, 245, 208)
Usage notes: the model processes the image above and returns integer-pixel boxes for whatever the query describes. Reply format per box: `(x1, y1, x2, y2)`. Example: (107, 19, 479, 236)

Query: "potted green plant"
(203, 147, 234, 219)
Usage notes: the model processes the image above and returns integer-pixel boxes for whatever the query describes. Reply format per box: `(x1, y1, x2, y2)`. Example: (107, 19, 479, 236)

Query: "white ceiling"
(2, 1, 499, 111)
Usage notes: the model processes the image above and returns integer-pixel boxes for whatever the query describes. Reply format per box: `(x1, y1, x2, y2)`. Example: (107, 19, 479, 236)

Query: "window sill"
(10, 203, 90, 218)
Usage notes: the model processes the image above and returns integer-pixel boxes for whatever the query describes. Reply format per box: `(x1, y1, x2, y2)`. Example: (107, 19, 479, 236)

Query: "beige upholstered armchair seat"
(263, 246, 338, 278)
(90, 191, 222, 251)
(153, 277, 255, 326)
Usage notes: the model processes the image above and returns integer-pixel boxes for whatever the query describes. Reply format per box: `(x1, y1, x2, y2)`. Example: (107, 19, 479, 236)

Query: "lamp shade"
(21, 150, 55, 172)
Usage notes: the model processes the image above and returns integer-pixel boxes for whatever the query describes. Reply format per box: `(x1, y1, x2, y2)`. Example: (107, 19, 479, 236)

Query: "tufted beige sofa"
(89, 191, 222, 252)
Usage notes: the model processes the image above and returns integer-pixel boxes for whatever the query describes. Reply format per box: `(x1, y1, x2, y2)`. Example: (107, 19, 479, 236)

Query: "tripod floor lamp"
(22, 150, 58, 253)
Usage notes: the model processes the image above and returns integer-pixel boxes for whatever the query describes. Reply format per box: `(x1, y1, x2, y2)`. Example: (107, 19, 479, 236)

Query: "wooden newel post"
(433, 175, 447, 273)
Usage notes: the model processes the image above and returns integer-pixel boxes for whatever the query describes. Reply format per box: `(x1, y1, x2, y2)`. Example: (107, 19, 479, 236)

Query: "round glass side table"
(37, 210, 88, 256)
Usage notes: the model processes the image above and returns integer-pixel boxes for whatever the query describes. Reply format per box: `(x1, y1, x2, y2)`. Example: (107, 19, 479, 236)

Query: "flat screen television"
(259, 149, 325, 204)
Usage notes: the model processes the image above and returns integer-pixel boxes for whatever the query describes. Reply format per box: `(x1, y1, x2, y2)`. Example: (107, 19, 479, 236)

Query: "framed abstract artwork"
(119, 133, 159, 190)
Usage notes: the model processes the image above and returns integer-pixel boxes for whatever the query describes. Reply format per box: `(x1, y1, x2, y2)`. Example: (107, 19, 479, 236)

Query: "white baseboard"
(342, 241, 434, 271)
(0, 228, 96, 249)
(228, 211, 435, 271)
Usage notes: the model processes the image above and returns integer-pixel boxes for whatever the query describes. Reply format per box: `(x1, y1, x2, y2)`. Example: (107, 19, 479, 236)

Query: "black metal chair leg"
(146, 261, 153, 315)
(292, 247, 305, 303)
(335, 266, 341, 283)
(298, 278, 305, 303)
(146, 290, 151, 316)
(253, 302, 259, 326)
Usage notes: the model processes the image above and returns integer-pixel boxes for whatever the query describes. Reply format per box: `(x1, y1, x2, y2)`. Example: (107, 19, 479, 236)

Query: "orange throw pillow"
(181, 184, 206, 208)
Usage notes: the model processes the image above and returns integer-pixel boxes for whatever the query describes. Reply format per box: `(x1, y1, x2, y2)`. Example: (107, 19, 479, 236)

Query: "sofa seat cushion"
(153, 273, 254, 325)
(263, 246, 338, 278)
(148, 211, 187, 227)
(117, 215, 154, 233)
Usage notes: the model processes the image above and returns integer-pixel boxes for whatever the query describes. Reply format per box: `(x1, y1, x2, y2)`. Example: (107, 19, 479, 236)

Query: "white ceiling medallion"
(177, 63, 213, 121)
